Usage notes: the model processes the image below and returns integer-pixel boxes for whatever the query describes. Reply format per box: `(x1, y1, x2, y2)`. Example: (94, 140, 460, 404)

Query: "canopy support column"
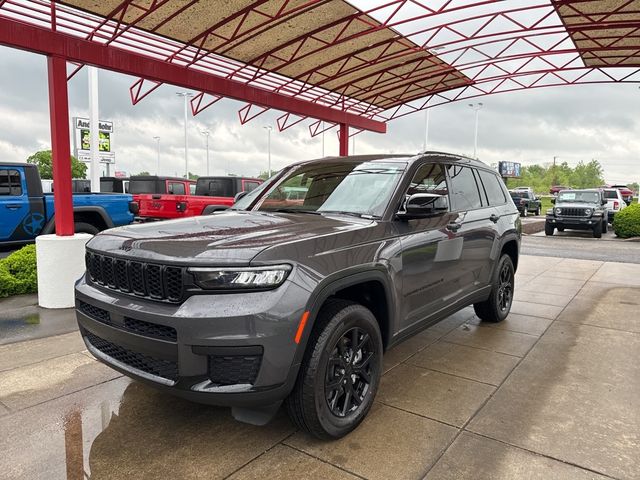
(47, 55, 74, 236)
(339, 123, 349, 156)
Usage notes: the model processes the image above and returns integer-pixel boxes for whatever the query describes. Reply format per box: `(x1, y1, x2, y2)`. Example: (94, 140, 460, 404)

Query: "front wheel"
(521, 208, 527, 218)
(545, 223, 554, 236)
(474, 254, 515, 323)
(593, 221, 602, 238)
(535, 207, 541, 216)
(285, 299, 382, 439)
(74, 222, 99, 235)
(602, 220, 607, 233)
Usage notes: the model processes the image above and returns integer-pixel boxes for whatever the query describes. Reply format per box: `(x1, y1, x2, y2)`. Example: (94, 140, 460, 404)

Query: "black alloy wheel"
(285, 299, 382, 439)
(474, 254, 515, 323)
(325, 327, 375, 417)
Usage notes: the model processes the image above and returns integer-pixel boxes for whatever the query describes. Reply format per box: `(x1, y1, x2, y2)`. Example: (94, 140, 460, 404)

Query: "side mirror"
(551, 198, 556, 204)
(398, 193, 448, 219)
(601, 199, 607, 206)
(234, 191, 248, 203)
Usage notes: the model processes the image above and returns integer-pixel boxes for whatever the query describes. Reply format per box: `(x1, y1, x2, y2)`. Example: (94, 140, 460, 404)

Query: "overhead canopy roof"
(1, 0, 639, 130)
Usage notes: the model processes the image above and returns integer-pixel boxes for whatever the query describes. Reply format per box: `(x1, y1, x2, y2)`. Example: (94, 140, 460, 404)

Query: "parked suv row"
(75, 152, 521, 439)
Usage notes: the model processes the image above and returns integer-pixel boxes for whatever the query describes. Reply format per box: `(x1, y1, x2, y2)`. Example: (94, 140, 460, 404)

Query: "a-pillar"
(339, 123, 349, 156)
(36, 56, 92, 308)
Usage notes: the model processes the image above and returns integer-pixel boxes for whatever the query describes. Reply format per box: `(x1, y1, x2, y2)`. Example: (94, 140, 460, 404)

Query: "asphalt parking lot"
(1, 254, 638, 480)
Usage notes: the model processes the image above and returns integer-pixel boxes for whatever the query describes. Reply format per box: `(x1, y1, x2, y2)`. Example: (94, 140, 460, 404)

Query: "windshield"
(241, 161, 406, 217)
(509, 192, 524, 199)
(558, 191, 600, 203)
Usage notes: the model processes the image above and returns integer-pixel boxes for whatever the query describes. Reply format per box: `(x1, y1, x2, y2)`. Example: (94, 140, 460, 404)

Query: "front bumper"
(75, 274, 310, 407)
(545, 215, 603, 230)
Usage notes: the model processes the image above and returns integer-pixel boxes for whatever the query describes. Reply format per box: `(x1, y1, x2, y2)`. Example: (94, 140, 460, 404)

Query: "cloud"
(0, 45, 639, 185)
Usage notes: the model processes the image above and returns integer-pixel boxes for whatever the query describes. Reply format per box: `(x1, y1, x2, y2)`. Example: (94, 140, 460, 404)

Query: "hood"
(86, 210, 374, 265)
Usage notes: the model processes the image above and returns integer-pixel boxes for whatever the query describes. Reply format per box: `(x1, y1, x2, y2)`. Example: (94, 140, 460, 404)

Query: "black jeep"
(545, 189, 608, 238)
(75, 152, 521, 439)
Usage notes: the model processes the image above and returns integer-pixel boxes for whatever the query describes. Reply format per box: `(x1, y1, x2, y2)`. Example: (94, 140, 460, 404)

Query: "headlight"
(555, 207, 562, 215)
(584, 208, 592, 216)
(189, 265, 291, 290)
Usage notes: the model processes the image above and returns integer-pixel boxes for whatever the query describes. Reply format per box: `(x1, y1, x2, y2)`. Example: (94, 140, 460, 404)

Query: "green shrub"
(613, 203, 640, 238)
(0, 244, 38, 297)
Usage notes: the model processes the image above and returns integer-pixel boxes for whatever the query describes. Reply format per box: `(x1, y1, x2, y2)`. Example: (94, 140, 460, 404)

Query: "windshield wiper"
(320, 210, 378, 219)
(268, 208, 323, 215)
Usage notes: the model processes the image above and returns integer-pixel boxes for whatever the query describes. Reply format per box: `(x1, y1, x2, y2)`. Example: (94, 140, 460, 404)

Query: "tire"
(521, 207, 527, 218)
(473, 254, 515, 323)
(593, 221, 602, 238)
(535, 207, 541, 216)
(557, 226, 565, 232)
(602, 220, 607, 233)
(545, 223, 554, 236)
(74, 222, 99, 235)
(285, 299, 383, 439)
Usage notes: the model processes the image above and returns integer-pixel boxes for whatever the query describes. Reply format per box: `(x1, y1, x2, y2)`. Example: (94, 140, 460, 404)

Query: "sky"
(0, 44, 639, 184)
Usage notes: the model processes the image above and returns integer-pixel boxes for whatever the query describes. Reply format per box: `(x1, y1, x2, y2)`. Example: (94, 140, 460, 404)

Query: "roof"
(129, 176, 195, 182)
(1, 1, 638, 131)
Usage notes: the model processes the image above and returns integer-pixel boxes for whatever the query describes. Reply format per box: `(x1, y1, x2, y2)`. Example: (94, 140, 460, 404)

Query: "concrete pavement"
(0, 255, 638, 479)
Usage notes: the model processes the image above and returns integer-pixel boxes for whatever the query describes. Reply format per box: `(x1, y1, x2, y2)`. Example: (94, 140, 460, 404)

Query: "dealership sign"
(498, 161, 521, 178)
(73, 117, 115, 164)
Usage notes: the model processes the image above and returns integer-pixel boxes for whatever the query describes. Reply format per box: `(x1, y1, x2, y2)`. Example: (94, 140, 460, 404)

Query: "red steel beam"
(47, 55, 74, 236)
(0, 17, 385, 133)
(339, 123, 349, 156)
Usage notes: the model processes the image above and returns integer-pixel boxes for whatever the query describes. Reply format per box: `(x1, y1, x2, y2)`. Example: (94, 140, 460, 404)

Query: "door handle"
(446, 222, 461, 232)
(5, 204, 22, 209)
(489, 214, 499, 223)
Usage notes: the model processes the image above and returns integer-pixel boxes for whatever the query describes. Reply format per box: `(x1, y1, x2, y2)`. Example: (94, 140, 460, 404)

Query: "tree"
(133, 171, 151, 176)
(188, 172, 199, 180)
(27, 150, 87, 179)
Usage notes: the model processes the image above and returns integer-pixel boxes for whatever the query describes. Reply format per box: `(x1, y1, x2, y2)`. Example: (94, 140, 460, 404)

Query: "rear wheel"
(474, 254, 515, 323)
(74, 222, 99, 235)
(535, 207, 541, 216)
(602, 220, 607, 233)
(545, 223, 554, 236)
(521, 208, 527, 218)
(285, 299, 382, 439)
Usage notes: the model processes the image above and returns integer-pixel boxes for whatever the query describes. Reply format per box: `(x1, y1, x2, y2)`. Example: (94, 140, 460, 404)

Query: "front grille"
(559, 207, 587, 217)
(85, 251, 184, 303)
(123, 317, 177, 342)
(85, 332, 178, 382)
(208, 354, 262, 386)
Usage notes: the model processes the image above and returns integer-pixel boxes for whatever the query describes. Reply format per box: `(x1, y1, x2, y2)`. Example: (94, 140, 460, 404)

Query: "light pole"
(423, 108, 430, 152)
(176, 92, 193, 178)
(153, 136, 160, 175)
(321, 121, 325, 157)
(201, 130, 210, 176)
(468, 102, 483, 159)
(263, 125, 272, 177)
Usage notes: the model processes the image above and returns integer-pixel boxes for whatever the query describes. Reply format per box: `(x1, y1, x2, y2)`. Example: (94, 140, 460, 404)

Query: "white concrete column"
(36, 233, 92, 308)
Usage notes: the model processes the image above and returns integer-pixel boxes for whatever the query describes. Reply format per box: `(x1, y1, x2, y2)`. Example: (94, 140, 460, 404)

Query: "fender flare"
(41, 205, 114, 234)
(201, 204, 230, 215)
(296, 267, 396, 358)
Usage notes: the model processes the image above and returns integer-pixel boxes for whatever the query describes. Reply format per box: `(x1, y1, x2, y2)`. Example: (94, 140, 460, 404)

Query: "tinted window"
(406, 163, 448, 196)
(604, 190, 618, 199)
(244, 181, 260, 192)
(0, 169, 22, 196)
(168, 182, 185, 195)
(478, 170, 507, 205)
(100, 180, 114, 192)
(129, 180, 161, 194)
(198, 178, 234, 197)
(447, 165, 483, 210)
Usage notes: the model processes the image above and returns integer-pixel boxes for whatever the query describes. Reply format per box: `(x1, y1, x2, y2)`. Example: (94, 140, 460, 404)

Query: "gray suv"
(75, 153, 521, 439)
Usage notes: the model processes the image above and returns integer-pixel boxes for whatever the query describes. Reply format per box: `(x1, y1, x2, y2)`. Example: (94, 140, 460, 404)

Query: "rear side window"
(447, 165, 483, 210)
(168, 182, 186, 195)
(604, 190, 618, 199)
(201, 178, 234, 197)
(0, 169, 22, 196)
(243, 181, 260, 192)
(478, 170, 507, 206)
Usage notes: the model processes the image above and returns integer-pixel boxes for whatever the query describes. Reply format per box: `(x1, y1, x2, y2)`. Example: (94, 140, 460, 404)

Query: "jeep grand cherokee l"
(75, 153, 521, 439)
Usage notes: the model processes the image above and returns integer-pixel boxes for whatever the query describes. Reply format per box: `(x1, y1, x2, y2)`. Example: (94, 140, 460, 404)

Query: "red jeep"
(135, 176, 262, 220)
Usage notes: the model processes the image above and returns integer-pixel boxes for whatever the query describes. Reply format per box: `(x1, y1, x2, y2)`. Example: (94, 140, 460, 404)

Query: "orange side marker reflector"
(294, 311, 310, 344)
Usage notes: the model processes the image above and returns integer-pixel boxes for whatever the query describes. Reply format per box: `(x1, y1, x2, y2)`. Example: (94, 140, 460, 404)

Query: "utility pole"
(263, 125, 272, 177)
(423, 108, 430, 152)
(468, 102, 483, 159)
(201, 130, 210, 176)
(176, 92, 193, 178)
(153, 136, 160, 175)
(553, 156, 558, 186)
